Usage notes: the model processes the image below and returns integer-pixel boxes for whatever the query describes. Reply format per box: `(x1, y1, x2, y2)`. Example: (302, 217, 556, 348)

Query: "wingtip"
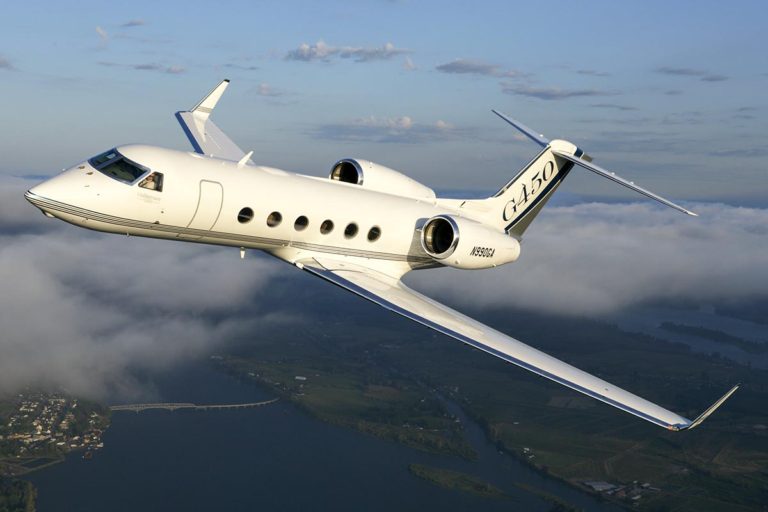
(681, 384, 740, 431)
(223, 78, 230, 83)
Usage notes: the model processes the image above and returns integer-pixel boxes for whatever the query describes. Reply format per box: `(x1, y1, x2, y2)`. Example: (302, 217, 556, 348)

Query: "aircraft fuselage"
(26, 144, 474, 273)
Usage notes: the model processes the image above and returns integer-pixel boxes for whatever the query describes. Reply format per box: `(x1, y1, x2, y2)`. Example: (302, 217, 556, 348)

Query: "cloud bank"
(0, 179, 294, 400)
(408, 202, 768, 316)
(2, 177, 765, 400)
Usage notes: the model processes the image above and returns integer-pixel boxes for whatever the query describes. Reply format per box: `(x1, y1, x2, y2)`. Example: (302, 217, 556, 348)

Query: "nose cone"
(25, 179, 58, 217)
(25, 166, 92, 218)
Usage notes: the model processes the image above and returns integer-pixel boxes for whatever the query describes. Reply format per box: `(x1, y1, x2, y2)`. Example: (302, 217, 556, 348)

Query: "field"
(221, 303, 768, 511)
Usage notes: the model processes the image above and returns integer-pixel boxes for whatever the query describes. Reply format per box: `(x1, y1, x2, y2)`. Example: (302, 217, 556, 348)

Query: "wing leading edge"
(297, 257, 737, 431)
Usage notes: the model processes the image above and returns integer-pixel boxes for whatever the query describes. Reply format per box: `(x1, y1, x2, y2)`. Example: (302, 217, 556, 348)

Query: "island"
(408, 464, 507, 499)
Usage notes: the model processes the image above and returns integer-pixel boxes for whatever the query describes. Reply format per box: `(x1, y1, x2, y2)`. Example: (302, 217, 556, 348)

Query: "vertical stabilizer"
(469, 140, 581, 237)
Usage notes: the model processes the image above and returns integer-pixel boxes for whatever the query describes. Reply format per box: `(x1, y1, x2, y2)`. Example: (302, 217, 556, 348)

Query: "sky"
(1, 0, 766, 203)
(0, 1, 767, 399)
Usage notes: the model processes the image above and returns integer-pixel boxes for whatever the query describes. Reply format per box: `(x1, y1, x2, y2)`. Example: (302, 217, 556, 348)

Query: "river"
(28, 361, 620, 511)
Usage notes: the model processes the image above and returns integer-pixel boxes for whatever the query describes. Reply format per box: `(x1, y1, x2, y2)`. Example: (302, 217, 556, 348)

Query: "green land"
(221, 307, 768, 512)
(408, 464, 507, 499)
(0, 478, 35, 512)
(660, 322, 768, 354)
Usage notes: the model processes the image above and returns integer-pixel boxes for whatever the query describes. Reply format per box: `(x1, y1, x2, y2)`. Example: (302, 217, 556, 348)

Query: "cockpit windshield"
(88, 149, 148, 184)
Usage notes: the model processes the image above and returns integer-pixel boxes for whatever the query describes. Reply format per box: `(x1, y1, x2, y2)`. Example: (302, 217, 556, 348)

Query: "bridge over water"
(110, 398, 279, 413)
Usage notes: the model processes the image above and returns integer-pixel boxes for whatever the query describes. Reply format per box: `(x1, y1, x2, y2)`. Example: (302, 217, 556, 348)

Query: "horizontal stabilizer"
(551, 149, 697, 216)
(492, 109, 549, 147)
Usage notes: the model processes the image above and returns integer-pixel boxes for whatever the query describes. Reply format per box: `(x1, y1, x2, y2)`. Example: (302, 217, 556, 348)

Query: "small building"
(583, 481, 618, 493)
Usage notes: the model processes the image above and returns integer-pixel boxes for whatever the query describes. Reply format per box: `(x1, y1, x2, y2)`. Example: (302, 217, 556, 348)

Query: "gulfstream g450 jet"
(25, 80, 738, 430)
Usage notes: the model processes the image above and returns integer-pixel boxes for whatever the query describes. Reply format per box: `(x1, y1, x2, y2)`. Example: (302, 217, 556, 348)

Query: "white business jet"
(26, 80, 738, 431)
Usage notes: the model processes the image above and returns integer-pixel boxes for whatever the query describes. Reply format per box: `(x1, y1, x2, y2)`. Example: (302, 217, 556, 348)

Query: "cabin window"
(367, 226, 381, 242)
(320, 220, 334, 234)
(344, 223, 358, 239)
(294, 216, 309, 231)
(266, 212, 282, 227)
(238, 207, 254, 223)
(139, 172, 163, 192)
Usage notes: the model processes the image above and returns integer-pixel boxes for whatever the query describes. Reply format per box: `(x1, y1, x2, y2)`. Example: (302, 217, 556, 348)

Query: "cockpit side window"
(139, 172, 164, 192)
(99, 159, 147, 183)
(88, 149, 149, 185)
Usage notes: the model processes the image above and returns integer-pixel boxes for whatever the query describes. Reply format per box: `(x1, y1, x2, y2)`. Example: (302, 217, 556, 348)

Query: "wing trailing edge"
(297, 257, 736, 431)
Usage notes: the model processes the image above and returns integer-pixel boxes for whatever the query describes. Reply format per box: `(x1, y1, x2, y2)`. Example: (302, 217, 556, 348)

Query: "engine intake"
(422, 216, 459, 258)
(421, 215, 521, 269)
(330, 159, 363, 185)
(329, 158, 435, 199)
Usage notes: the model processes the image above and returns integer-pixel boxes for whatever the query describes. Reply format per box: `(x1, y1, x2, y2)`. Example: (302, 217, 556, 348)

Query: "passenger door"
(179, 180, 223, 239)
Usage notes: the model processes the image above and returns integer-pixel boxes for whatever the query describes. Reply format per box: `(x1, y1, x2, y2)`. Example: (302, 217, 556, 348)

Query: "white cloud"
(313, 115, 463, 143)
(285, 40, 410, 63)
(436, 58, 523, 78)
(255, 82, 283, 97)
(501, 83, 617, 100)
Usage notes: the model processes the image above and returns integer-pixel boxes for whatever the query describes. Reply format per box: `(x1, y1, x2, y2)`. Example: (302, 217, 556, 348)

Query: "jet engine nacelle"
(421, 215, 521, 269)
(329, 158, 436, 200)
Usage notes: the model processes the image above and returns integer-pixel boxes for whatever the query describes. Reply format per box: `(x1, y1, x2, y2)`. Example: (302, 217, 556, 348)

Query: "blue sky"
(2, 0, 766, 203)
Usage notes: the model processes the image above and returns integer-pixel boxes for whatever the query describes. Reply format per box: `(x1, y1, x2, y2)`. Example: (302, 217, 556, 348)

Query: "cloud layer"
(409, 202, 768, 316)
(0, 179, 294, 400)
(2, 177, 765, 400)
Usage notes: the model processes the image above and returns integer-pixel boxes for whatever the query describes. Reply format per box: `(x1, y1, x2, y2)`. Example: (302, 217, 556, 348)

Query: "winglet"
(676, 384, 740, 431)
(191, 79, 230, 120)
(175, 79, 250, 162)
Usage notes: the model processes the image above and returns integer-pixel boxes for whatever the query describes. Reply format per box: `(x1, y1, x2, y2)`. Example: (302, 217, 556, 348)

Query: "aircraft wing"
(175, 79, 252, 163)
(296, 257, 738, 431)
